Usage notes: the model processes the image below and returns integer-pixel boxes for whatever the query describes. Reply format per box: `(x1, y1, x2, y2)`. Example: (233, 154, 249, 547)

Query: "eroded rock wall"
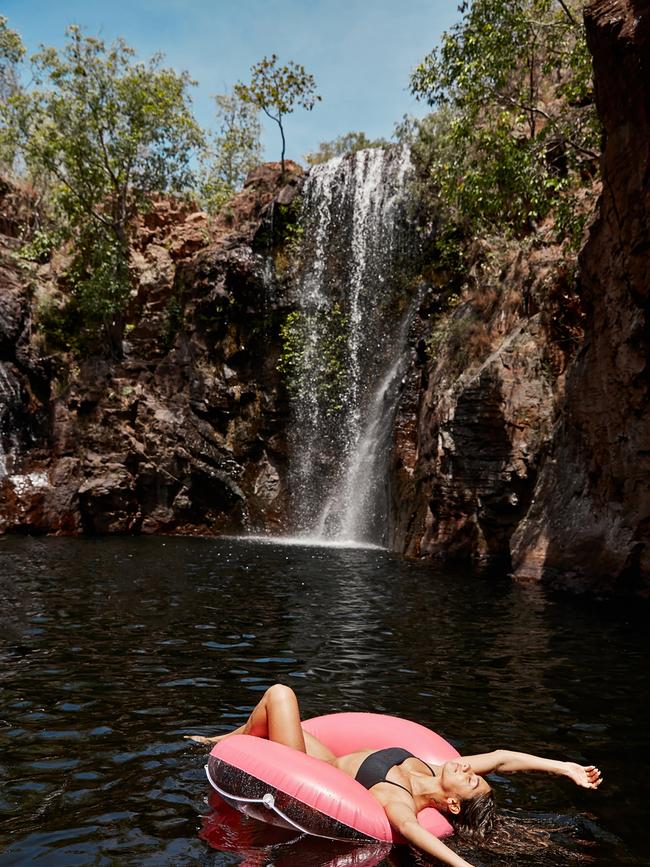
(0, 163, 302, 536)
(392, 0, 650, 594)
(0, 180, 51, 478)
(511, 0, 650, 594)
(389, 240, 573, 573)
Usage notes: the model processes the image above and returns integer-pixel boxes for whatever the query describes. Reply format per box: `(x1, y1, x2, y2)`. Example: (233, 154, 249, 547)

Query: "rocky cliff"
(391, 0, 650, 595)
(2, 0, 649, 596)
(0, 180, 52, 478)
(389, 237, 582, 572)
(0, 163, 303, 536)
(511, 0, 650, 594)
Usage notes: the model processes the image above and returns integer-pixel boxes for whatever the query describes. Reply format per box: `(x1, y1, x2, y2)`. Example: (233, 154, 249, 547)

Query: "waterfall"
(0, 362, 22, 479)
(285, 146, 417, 546)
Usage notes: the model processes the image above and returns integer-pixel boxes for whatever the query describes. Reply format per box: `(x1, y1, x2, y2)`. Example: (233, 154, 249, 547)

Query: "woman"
(187, 684, 602, 867)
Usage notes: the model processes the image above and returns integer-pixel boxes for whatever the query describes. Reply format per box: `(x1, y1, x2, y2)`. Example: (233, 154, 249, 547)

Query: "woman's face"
(440, 759, 491, 800)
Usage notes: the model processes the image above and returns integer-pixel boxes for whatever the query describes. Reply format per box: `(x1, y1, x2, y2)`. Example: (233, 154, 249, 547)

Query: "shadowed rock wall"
(0, 163, 302, 536)
(392, 0, 650, 594)
(511, 0, 650, 594)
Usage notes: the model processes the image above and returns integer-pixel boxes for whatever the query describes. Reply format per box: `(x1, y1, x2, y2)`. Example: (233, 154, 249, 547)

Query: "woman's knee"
(266, 683, 297, 708)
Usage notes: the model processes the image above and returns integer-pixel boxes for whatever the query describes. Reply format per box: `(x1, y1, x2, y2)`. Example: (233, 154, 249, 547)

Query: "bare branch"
(556, 0, 578, 26)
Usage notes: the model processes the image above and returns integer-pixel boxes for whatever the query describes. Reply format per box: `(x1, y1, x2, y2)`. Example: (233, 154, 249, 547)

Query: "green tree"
(199, 89, 262, 213)
(235, 54, 320, 176)
(12, 25, 203, 354)
(409, 0, 598, 236)
(304, 130, 389, 166)
(0, 16, 25, 171)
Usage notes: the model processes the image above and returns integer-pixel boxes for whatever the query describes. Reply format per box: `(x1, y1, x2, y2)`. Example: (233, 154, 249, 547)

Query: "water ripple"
(0, 536, 647, 866)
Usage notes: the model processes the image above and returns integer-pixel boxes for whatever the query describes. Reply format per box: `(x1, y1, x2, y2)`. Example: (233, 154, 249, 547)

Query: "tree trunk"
(279, 117, 286, 179)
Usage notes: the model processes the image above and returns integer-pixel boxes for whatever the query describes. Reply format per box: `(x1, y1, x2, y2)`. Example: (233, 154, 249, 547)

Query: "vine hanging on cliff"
(278, 304, 349, 416)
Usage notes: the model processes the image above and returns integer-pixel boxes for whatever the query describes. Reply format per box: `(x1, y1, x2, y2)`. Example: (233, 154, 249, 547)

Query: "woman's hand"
(563, 762, 603, 789)
(464, 749, 603, 789)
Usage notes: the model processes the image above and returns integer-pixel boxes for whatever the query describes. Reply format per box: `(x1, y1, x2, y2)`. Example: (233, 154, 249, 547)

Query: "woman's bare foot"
(184, 734, 222, 745)
(184, 727, 243, 745)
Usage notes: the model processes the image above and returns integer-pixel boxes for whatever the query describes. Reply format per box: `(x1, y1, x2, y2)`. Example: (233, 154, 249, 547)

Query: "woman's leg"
(185, 684, 306, 752)
(303, 731, 336, 762)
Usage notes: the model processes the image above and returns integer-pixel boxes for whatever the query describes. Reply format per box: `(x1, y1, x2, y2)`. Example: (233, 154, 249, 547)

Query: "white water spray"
(0, 362, 22, 479)
(285, 147, 417, 546)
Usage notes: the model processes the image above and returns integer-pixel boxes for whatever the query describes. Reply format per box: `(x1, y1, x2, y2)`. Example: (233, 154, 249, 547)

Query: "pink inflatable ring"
(205, 711, 459, 843)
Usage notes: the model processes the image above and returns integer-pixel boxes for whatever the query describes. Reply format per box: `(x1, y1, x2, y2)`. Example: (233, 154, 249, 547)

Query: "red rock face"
(391, 308, 556, 572)
(511, 0, 650, 594)
(0, 164, 303, 537)
(391, 0, 650, 594)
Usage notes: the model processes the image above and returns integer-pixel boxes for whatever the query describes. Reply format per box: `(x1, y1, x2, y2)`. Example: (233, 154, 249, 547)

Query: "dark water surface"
(0, 536, 647, 866)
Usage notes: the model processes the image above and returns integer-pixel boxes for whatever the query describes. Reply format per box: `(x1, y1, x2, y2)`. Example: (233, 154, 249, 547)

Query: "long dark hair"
(450, 801, 597, 863)
(449, 790, 497, 839)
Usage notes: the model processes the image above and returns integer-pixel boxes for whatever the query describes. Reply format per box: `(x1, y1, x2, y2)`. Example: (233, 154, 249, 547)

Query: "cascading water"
(285, 146, 418, 546)
(0, 362, 22, 479)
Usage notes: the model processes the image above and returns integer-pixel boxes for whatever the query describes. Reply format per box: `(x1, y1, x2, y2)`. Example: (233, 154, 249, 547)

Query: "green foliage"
(282, 213, 304, 250)
(278, 310, 304, 387)
(252, 198, 303, 263)
(7, 25, 203, 355)
(278, 304, 348, 415)
(162, 294, 184, 348)
(235, 54, 321, 174)
(409, 0, 599, 238)
(198, 90, 262, 214)
(38, 228, 134, 355)
(272, 203, 305, 274)
(0, 17, 25, 170)
(17, 228, 61, 263)
(553, 186, 590, 249)
(444, 114, 553, 231)
(304, 130, 389, 165)
(67, 227, 131, 326)
(0, 17, 23, 67)
(37, 228, 130, 354)
(38, 296, 83, 354)
(420, 221, 467, 292)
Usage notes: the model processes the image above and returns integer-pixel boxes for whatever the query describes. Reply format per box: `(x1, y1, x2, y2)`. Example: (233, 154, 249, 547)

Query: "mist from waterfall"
(285, 146, 417, 547)
(0, 362, 22, 479)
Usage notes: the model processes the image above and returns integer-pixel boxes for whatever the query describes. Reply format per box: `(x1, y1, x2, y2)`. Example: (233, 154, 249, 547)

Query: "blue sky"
(4, 0, 462, 165)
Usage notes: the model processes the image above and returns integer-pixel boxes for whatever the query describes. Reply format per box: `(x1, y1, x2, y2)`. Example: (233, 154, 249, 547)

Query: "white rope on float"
(204, 763, 316, 837)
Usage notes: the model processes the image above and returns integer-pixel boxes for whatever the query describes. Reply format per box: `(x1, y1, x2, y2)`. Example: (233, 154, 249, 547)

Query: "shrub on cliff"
(0, 16, 25, 172)
(409, 0, 599, 241)
(198, 90, 263, 214)
(6, 25, 203, 355)
(304, 131, 389, 166)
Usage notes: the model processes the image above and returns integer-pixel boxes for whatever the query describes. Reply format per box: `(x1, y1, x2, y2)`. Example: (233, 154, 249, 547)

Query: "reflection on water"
(0, 536, 647, 866)
(200, 791, 392, 867)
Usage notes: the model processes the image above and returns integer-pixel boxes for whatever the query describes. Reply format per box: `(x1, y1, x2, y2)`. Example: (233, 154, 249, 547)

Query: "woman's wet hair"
(450, 790, 497, 839)
(451, 804, 598, 862)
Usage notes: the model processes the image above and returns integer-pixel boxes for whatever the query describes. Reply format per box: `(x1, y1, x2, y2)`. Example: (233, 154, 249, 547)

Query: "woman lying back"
(187, 684, 602, 867)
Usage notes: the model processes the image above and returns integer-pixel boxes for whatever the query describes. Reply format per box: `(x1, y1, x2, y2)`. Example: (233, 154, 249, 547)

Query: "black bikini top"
(355, 747, 437, 794)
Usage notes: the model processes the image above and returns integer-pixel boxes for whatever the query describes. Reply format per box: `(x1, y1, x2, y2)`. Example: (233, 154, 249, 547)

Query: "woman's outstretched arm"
(384, 801, 475, 867)
(461, 749, 602, 788)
